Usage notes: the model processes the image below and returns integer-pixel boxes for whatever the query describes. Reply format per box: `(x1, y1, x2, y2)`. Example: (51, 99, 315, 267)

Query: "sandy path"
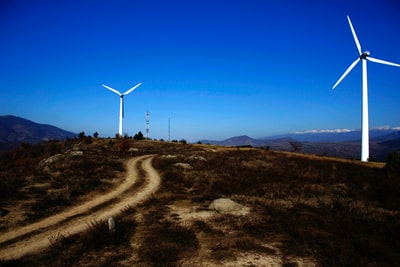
(0, 155, 160, 261)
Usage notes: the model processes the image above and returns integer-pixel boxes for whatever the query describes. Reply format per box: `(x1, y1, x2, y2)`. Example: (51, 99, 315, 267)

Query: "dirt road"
(0, 155, 160, 261)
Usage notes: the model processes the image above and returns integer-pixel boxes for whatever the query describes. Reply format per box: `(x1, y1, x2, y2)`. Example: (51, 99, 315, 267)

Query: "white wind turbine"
(332, 15, 400, 162)
(102, 83, 142, 137)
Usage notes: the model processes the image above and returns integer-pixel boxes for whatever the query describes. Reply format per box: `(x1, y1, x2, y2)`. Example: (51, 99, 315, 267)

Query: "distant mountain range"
(266, 128, 400, 142)
(0, 115, 77, 151)
(1, 115, 399, 161)
(201, 129, 400, 161)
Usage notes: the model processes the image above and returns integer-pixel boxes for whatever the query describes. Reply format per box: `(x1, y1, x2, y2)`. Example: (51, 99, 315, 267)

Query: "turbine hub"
(360, 51, 370, 59)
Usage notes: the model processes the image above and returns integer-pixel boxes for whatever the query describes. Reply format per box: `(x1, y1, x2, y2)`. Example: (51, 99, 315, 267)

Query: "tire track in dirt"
(0, 155, 161, 261)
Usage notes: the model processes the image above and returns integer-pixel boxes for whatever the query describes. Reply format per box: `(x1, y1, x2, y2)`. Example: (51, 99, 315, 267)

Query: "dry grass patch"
(1, 140, 399, 266)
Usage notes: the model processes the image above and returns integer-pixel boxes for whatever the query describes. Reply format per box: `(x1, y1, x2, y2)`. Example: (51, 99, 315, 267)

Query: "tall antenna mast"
(145, 110, 150, 139)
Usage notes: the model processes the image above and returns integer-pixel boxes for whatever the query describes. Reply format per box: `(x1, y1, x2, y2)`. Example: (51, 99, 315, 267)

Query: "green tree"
(93, 132, 99, 138)
(134, 131, 144, 140)
(78, 131, 86, 139)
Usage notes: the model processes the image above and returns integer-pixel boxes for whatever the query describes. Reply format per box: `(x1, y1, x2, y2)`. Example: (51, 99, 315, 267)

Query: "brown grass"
(1, 139, 399, 266)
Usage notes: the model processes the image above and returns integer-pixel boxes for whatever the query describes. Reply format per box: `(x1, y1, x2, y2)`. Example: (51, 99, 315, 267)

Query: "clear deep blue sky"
(1, 0, 399, 142)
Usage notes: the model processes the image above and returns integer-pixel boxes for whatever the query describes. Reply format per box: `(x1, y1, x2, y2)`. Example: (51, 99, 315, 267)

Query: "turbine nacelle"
(360, 51, 370, 59)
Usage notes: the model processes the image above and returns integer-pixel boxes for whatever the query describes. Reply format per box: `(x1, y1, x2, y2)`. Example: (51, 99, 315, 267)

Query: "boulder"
(69, 150, 84, 156)
(173, 163, 193, 170)
(39, 153, 65, 167)
(209, 198, 249, 216)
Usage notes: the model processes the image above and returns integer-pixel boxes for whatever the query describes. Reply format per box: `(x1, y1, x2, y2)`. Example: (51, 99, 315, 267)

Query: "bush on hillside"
(385, 151, 400, 173)
(134, 131, 144, 140)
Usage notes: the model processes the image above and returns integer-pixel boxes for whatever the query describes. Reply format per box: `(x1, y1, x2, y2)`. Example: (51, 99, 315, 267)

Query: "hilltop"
(0, 115, 76, 151)
(0, 138, 399, 266)
(2, 115, 399, 161)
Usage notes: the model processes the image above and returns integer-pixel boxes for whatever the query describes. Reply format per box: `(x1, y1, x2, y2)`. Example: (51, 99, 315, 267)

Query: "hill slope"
(201, 130, 400, 161)
(0, 140, 398, 266)
(0, 115, 76, 150)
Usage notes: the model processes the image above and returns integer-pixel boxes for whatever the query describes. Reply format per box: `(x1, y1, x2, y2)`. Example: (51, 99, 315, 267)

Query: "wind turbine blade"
(367, 57, 400, 67)
(332, 58, 360, 89)
(102, 84, 122, 95)
(123, 82, 142, 95)
(347, 15, 362, 55)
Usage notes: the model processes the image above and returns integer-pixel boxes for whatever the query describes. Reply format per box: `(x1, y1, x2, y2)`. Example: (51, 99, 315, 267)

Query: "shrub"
(78, 131, 86, 139)
(133, 131, 144, 140)
(84, 136, 93, 144)
(119, 140, 131, 151)
(385, 151, 400, 173)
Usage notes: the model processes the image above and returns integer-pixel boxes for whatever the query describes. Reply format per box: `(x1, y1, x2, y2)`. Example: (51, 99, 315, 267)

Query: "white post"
(108, 217, 115, 233)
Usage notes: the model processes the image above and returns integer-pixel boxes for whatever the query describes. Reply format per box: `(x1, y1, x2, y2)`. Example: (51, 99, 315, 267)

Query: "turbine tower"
(332, 16, 400, 162)
(102, 83, 142, 137)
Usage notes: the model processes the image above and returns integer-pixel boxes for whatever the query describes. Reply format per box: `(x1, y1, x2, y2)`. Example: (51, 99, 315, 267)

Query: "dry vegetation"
(0, 138, 399, 266)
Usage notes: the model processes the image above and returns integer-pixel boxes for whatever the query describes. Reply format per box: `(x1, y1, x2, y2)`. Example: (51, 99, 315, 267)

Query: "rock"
(189, 155, 207, 162)
(39, 153, 65, 167)
(162, 154, 178, 159)
(173, 163, 193, 170)
(209, 198, 249, 216)
(69, 150, 83, 156)
(128, 147, 139, 152)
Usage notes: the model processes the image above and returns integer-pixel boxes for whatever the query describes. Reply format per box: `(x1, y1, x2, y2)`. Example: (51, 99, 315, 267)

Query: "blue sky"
(1, 0, 399, 142)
